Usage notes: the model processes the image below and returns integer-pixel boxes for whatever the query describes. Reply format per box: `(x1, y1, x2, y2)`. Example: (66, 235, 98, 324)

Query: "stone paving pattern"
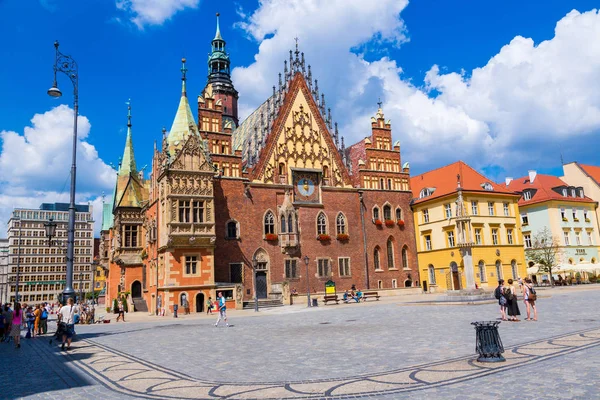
(2, 286, 599, 399)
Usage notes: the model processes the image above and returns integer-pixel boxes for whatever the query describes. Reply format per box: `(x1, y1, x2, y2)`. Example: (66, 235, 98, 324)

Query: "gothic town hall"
(100, 16, 419, 313)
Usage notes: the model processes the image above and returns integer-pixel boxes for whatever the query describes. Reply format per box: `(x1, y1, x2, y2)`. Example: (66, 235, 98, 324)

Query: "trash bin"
(173, 304, 178, 318)
(312, 298, 318, 307)
(471, 321, 504, 362)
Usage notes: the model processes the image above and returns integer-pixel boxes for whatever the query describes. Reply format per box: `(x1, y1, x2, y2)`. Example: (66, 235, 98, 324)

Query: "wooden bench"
(323, 295, 340, 305)
(362, 291, 380, 301)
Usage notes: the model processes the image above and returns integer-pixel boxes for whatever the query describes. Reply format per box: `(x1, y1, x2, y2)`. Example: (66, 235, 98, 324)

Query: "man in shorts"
(214, 292, 229, 327)
(58, 298, 79, 351)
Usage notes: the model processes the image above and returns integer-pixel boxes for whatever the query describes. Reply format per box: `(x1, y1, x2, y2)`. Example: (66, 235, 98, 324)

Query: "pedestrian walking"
(11, 303, 22, 349)
(116, 300, 126, 322)
(206, 297, 214, 314)
(58, 298, 79, 351)
(2, 304, 13, 342)
(214, 292, 228, 327)
(504, 279, 521, 322)
(25, 306, 35, 338)
(34, 304, 42, 335)
(522, 278, 538, 321)
(40, 304, 49, 334)
(494, 279, 507, 321)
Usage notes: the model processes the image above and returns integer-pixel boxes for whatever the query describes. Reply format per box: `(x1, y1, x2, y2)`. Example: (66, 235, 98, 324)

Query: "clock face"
(297, 178, 315, 197)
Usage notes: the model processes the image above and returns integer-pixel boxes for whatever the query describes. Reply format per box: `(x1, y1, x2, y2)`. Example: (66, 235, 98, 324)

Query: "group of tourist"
(342, 289, 364, 303)
(0, 297, 80, 351)
(495, 278, 538, 322)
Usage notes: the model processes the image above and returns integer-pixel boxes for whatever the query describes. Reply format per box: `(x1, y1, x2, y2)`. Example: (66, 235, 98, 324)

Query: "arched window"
(428, 264, 436, 285)
(387, 238, 395, 269)
(373, 207, 380, 221)
(323, 165, 329, 178)
(401, 246, 409, 269)
(336, 213, 346, 235)
(264, 211, 275, 235)
(383, 205, 392, 221)
(511, 260, 517, 279)
(317, 212, 327, 235)
(278, 162, 285, 175)
(374, 247, 381, 270)
(396, 207, 402, 221)
(226, 220, 238, 239)
(495, 260, 502, 279)
(287, 214, 294, 233)
(280, 214, 287, 233)
(478, 260, 486, 282)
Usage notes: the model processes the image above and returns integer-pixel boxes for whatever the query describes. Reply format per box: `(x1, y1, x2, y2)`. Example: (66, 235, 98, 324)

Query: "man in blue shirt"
(214, 292, 229, 327)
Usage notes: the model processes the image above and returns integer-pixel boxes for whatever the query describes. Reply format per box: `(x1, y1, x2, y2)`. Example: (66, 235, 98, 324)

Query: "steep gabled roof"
(506, 174, 595, 206)
(347, 139, 367, 187)
(411, 161, 516, 205)
(232, 94, 275, 157)
(578, 163, 600, 186)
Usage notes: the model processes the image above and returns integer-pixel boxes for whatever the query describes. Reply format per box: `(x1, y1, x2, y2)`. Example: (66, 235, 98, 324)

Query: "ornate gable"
(169, 134, 214, 173)
(252, 73, 352, 187)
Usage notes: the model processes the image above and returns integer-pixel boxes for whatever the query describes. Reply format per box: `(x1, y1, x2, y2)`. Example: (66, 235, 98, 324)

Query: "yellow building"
(411, 161, 527, 292)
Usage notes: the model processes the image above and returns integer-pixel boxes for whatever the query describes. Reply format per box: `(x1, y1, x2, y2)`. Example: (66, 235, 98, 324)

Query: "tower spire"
(181, 58, 188, 96)
(214, 12, 222, 40)
(119, 99, 137, 176)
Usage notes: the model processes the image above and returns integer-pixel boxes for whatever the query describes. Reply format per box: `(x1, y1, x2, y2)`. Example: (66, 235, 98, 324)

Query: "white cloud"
(0, 105, 115, 235)
(234, 3, 600, 177)
(116, 0, 200, 29)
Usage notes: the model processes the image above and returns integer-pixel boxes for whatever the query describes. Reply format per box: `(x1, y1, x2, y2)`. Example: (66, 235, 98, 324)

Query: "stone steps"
(242, 299, 284, 309)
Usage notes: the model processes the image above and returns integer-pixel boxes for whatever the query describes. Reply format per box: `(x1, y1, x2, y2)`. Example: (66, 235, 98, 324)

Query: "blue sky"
(1, 0, 599, 232)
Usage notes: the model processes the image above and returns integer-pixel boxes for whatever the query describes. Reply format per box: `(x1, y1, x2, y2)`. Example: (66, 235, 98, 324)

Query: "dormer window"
(420, 188, 434, 198)
(523, 190, 532, 201)
(579, 188, 585, 198)
(482, 182, 493, 191)
(571, 188, 576, 197)
(562, 188, 567, 197)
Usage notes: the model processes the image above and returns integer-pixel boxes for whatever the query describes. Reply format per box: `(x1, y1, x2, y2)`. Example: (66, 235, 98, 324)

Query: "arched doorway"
(196, 293, 204, 313)
(131, 281, 142, 298)
(450, 262, 460, 290)
(253, 248, 270, 299)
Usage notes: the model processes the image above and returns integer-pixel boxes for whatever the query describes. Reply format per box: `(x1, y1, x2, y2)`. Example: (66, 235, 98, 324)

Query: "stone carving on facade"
(99, 239, 105, 259)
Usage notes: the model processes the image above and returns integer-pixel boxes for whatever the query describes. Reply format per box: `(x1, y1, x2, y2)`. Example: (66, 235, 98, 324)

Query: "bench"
(323, 295, 340, 305)
(362, 291, 380, 301)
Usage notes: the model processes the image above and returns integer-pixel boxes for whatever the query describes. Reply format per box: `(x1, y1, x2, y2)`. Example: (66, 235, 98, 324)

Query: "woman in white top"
(58, 298, 79, 351)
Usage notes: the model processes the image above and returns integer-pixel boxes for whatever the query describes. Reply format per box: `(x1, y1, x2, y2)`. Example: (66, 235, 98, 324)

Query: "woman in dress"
(505, 279, 521, 322)
(11, 303, 22, 348)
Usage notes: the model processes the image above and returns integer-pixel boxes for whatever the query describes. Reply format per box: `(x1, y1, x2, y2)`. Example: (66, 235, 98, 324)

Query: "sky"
(1, 0, 599, 235)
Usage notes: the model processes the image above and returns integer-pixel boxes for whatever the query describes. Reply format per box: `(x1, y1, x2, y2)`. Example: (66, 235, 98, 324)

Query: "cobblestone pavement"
(2, 286, 600, 399)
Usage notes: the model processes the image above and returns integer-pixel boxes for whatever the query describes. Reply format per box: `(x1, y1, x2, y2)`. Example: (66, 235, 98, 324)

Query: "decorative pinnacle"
(214, 13, 223, 40)
(377, 97, 383, 109)
(126, 98, 132, 127)
(181, 58, 188, 96)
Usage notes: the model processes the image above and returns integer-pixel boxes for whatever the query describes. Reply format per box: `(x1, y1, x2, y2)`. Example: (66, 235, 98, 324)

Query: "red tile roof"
(346, 140, 366, 187)
(411, 161, 516, 204)
(506, 173, 595, 206)
(578, 164, 600, 186)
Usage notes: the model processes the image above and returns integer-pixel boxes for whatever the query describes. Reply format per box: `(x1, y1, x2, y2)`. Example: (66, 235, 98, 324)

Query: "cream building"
(7, 203, 94, 304)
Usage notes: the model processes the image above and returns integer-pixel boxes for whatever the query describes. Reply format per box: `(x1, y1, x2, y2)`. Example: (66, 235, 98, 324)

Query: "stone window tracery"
(264, 211, 275, 235)
(336, 213, 347, 235)
(317, 212, 328, 235)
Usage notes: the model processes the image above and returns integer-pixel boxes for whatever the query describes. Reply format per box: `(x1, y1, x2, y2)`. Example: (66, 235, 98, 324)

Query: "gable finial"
(214, 12, 222, 40)
(334, 122, 339, 147)
(327, 108, 332, 129)
(377, 97, 382, 110)
(180, 58, 188, 96)
(314, 79, 319, 102)
(321, 93, 326, 115)
(289, 50, 293, 77)
(301, 52, 305, 74)
(126, 98, 132, 128)
(307, 65, 312, 88)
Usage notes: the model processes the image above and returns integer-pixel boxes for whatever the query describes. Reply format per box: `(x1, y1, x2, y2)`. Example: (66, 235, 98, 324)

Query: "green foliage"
(85, 290, 101, 300)
(113, 298, 118, 314)
(106, 306, 111, 313)
(589, 275, 597, 283)
(525, 227, 563, 287)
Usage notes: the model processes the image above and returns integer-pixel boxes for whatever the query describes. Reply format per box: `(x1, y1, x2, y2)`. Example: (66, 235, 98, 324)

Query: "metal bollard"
(173, 304, 178, 318)
(471, 321, 505, 362)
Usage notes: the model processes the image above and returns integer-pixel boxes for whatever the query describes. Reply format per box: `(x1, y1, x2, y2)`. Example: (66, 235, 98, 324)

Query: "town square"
(1, 1, 600, 399)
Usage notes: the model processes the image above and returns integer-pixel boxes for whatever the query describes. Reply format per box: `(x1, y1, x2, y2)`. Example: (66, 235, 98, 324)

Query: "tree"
(526, 227, 563, 287)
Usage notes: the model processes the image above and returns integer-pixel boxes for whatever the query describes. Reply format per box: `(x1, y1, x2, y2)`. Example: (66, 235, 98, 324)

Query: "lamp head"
(304, 255, 309, 265)
(47, 85, 62, 98)
(44, 217, 57, 241)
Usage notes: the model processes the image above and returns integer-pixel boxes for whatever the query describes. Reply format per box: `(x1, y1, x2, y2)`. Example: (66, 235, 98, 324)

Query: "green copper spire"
(167, 59, 198, 153)
(119, 99, 137, 176)
(214, 12, 222, 40)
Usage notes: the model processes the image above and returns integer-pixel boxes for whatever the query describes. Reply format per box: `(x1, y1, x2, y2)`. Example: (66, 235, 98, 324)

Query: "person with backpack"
(40, 303, 49, 334)
(504, 279, 521, 321)
(522, 278, 538, 321)
(494, 279, 507, 321)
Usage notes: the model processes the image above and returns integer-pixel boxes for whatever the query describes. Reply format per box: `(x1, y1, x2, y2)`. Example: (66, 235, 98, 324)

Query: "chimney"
(505, 177, 513, 186)
(528, 170, 537, 183)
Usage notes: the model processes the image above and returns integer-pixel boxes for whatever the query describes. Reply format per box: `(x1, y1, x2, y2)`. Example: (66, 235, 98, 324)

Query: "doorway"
(256, 271, 268, 299)
(196, 293, 204, 313)
(131, 281, 142, 298)
(450, 262, 460, 290)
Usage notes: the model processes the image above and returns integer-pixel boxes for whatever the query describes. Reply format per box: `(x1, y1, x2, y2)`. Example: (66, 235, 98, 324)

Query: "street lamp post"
(14, 217, 22, 304)
(48, 41, 79, 304)
(304, 255, 311, 307)
(252, 256, 259, 312)
(79, 272, 83, 304)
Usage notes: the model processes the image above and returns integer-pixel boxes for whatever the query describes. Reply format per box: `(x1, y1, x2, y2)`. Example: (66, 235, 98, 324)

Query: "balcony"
(279, 233, 298, 248)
